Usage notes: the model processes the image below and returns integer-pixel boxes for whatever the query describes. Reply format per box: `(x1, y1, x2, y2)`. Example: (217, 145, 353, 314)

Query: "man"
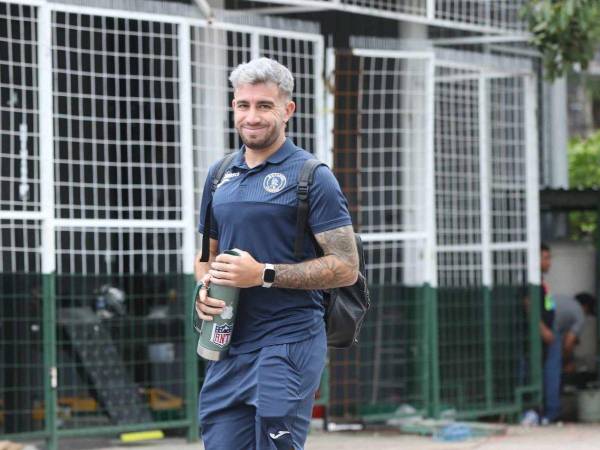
(555, 295, 585, 365)
(546, 294, 585, 420)
(539, 243, 555, 347)
(194, 57, 358, 449)
(522, 243, 558, 425)
(539, 243, 560, 423)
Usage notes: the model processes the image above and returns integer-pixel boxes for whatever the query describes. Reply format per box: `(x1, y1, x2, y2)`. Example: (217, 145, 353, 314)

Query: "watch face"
(264, 268, 276, 283)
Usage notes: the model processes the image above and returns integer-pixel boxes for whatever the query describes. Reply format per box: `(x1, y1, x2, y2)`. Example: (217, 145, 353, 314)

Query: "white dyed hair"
(229, 57, 294, 99)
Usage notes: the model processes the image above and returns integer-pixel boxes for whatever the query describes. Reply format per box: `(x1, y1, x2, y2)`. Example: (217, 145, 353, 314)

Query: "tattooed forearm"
(273, 225, 359, 289)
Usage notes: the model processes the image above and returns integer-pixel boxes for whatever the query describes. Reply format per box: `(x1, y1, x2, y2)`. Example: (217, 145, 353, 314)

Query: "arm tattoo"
(273, 225, 359, 289)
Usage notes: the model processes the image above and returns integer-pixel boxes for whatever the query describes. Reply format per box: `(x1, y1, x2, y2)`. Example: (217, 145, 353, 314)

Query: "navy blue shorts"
(198, 328, 326, 450)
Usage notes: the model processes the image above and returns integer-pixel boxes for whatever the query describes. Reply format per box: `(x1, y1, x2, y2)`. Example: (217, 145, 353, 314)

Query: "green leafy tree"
(568, 130, 600, 238)
(523, 0, 600, 80)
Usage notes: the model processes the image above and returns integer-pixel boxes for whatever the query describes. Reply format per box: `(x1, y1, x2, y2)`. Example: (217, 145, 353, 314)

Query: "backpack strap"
(294, 158, 326, 259)
(199, 151, 238, 262)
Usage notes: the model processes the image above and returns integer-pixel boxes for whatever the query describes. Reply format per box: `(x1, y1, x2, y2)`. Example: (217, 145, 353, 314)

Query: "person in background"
(522, 243, 557, 425)
(548, 294, 585, 420)
(555, 295, 585, 368)
(565, 292, 598, 387)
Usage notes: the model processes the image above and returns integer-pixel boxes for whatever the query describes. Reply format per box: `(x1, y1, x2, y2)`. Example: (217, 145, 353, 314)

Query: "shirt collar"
(266, 138, 297, 164)
(232, 138, 297, 169)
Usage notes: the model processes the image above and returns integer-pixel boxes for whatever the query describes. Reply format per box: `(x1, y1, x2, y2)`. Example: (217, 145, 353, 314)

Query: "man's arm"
(274, 225, 358, 289)
(563, 303, 585, 355)
(563, 331, 578, 355)
(207, 225, 359, 290)
(524, 294, 555, 344)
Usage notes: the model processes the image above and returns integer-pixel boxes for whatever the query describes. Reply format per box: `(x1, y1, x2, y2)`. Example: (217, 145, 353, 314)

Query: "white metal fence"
(1, 0, 537, 286)
(347, 38, 538, 290)
(341, 38, 539, 419)
(0, 0, 324, 277)
(351, 50, 435, 287)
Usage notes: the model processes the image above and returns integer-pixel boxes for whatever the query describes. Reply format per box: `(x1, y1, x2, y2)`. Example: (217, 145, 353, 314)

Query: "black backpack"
(200, 153, 370, 348)
(295, 158, 370, 348)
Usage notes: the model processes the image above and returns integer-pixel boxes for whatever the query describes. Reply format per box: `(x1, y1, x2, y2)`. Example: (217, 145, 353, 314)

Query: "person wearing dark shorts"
(194, 57, 359, 450)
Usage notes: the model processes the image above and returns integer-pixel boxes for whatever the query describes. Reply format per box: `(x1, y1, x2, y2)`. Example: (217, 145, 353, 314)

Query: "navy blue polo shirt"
(198, 138, 352, 354)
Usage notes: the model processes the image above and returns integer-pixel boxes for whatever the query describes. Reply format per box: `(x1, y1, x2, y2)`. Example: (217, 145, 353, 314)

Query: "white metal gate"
(0, 0, 324, 278)
(0, 0, 324, 441)
(331, 37, 539, 418)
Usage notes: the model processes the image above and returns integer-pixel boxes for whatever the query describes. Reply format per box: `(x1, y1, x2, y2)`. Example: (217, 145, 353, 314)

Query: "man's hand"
(195, 274, 225, 321)
(208, 250, 263, 288)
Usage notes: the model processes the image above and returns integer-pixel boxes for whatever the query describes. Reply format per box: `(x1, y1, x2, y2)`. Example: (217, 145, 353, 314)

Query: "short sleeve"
(198, 164, 219, 239)
(307, 165, 353, 234)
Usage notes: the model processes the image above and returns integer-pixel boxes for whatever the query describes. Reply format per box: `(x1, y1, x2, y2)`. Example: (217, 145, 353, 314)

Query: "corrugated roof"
(540, 188, 600, 211)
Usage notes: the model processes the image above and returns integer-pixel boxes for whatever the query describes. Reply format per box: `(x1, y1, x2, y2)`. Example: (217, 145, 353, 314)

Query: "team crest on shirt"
(263, 173, 287, 193)
(210, 323, 232, 347)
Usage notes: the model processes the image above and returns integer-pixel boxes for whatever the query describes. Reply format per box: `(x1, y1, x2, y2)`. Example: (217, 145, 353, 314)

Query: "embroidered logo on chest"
(263, 173, 287, 193)
(217, 170, 240, 188)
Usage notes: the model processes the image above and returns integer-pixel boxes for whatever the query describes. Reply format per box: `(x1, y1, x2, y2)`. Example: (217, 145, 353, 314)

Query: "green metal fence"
(1, 275, 542, 447)
(0, 273, 201, 449)
(1, 274, 45, 438)
(329, 286, 429, 420)
(327, 284, 542, 423)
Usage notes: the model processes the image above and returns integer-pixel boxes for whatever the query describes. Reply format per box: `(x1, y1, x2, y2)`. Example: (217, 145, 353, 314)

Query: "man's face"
(232, 82, 295, 152)
(541, 249, 551, 274)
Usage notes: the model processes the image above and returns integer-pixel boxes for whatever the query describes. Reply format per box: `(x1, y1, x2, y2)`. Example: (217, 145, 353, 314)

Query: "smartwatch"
(262, 263, 275, 288)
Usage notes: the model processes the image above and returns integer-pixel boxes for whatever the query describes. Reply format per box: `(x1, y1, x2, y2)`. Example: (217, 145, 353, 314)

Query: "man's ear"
(284, 100, 296, 122)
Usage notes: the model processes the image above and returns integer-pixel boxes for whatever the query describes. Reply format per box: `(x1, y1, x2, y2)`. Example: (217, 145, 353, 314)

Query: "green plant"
(522, 0, 600, 80)
(568, 130, 600, 239)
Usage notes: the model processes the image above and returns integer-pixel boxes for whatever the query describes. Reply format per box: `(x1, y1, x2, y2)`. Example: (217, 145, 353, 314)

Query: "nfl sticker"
(210, 323, 232, 348)
(263, 173, 287, 193)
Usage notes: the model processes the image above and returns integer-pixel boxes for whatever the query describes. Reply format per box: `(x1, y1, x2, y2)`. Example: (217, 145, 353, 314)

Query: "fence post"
(528, 283, 542, 405)
(483, 287, 493, 410)
(524, 73, 542, 406)
(419, 285, 430, 415)
(426, 284, 440, 418)
(42, 274, 57, 450)
(184, 275, 200, 442)
(38, 3, 58, 449)
(178, 19, 200, 443)
(478, 74, 494, 411)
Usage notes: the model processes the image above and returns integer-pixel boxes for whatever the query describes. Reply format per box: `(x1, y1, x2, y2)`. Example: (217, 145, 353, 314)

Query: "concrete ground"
(26, 423, 600, 450)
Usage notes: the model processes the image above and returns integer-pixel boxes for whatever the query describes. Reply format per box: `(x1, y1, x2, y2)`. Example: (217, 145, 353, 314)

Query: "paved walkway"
(28, 423, 600, 450)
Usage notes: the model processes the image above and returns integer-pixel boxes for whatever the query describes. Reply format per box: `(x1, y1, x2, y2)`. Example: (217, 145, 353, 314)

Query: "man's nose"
(245, 106, 261, 123)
